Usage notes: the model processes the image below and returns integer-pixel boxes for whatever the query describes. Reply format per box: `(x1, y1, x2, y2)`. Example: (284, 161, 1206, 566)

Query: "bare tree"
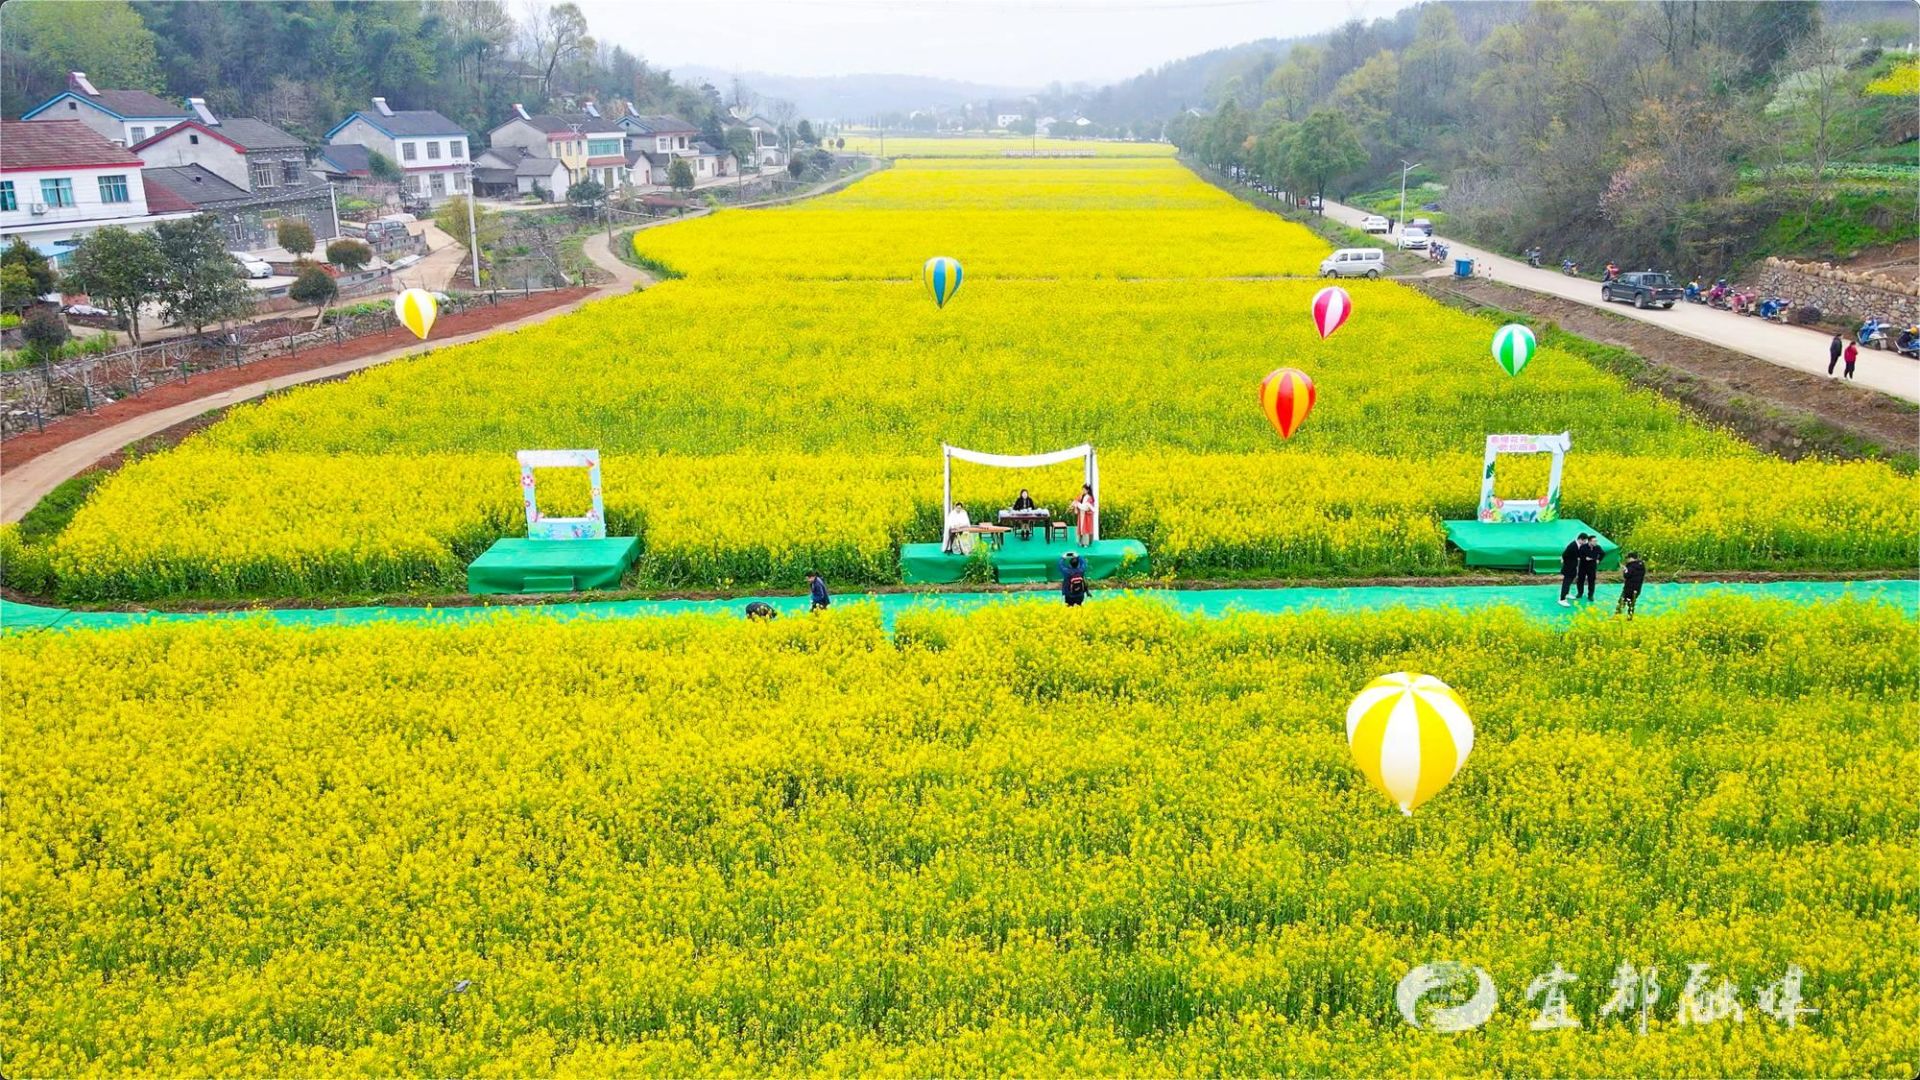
(1770, 32, 1861, 191)
(728, 76, 758, 117)
(520, 1, 594, 101)
(767, 97, 799, 145)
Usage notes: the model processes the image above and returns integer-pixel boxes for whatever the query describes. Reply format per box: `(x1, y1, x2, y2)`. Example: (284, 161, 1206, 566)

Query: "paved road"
(1318, 197, 1920, 404)
(0, 234, 648, 526)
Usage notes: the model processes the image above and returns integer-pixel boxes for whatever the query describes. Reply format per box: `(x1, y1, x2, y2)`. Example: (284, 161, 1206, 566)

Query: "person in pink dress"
(1071, 484, 1097, 547)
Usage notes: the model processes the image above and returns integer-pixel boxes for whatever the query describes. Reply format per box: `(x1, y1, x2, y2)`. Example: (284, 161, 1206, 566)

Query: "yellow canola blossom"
(3, 598, 1917, 1073)
(836, 133, 1178, 157)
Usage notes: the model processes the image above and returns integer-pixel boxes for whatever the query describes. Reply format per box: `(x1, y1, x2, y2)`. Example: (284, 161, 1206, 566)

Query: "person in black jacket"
(1557, 535, 1584, 606)
(1060, 551, 1088, 607)
(1616, 552, 1646, 618)
(807, 570, 830, 611)
(1012, 488, 1035, 511)
(1576, 535, 1601, 601)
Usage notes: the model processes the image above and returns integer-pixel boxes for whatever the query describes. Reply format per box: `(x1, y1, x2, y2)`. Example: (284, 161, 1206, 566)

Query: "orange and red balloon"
(1260, 367, 1316, 439)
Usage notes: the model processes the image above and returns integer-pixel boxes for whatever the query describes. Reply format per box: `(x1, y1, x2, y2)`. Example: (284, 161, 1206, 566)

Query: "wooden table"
(951, 524, 1012, 552)
(998, 508, 1050, 539)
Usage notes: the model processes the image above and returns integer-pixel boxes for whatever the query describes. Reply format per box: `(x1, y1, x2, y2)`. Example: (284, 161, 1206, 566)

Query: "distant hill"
(670, 66, 1031, 121)
(1079, 38, 1297, 134)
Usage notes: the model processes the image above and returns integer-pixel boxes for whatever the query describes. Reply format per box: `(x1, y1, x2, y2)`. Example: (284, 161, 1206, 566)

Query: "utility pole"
(1398, 159, 1421, 237)
(465, 163, 482, 290)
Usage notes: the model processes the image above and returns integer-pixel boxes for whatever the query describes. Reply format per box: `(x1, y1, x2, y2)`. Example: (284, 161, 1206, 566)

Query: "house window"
(429, 172, 446, 197)
(427, 140, 442, 160)
(189, 134, 199, 145)
(452, 172, 467, 193)
(402, 141, 418, 161)
(0, 181, 13, 211)
(450, 139, 465, 159)
(250, 160, 278, 188)
(129, 126, 146, 142)
(67, 101, 77, 111)
(40, 178, 75, 208)
(283, 160, 305, 185)
(588, 138, 621, 157)
(97, 174, 130, 203)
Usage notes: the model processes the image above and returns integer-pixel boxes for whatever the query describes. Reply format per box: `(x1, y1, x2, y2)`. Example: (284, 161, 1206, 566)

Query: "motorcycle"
(1683, 280, 1705, 304)
(1706, 280, 1731, 309)
(1601, 263, 1620, 283)
(1524, 247, 1542, 268)
(1896, 326, 1920, 359)
(1858, 318, 1890, 349)
(1755, 296, 1792, 322)
(1428, 241, 1451, 263)
(1561, 259, 1580, 276)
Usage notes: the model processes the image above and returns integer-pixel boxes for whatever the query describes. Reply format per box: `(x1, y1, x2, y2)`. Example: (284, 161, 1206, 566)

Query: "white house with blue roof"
(324, 97, 472, 205)
(20, 72, 193, 148)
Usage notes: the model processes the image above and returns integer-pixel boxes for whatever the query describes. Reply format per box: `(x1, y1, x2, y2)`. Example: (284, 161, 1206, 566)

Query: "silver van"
(1320, 247, 1385, 278)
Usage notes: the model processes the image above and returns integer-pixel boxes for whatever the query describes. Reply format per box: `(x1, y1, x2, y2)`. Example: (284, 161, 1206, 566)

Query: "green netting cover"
(901, 532, 1149, 585)
(1443, 518, 1619, 573)
(466, 537, 640, 595)
(5, 580, 1913, 636)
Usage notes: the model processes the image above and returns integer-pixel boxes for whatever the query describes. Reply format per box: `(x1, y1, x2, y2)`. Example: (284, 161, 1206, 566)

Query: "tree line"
(1156, 1, 1914, 270)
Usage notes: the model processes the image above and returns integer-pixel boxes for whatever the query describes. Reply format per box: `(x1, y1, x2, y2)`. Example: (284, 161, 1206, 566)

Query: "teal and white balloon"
(924, 256, 963, 309)
(1492, 323, 1536, 377)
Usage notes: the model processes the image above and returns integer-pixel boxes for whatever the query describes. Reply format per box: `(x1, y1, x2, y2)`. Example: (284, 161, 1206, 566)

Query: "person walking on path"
(1616, 552, 1647, 619)
(1843, 339, 1859, 379)
(1576, 535, 1602, 602)
(1828, 333, 1844, 375)
(1558, 535, 1582, 606)
(1059, 551, 1089, 607)
(807, 570, 830, 611)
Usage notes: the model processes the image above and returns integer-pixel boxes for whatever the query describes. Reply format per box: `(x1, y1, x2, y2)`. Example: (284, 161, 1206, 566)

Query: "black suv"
(1602, 271, 1683, 310)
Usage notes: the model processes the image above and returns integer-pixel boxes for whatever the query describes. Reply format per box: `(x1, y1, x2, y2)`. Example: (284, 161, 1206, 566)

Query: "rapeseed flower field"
(20, 155, 1918, 600)
(4, 597, 1916, 1073)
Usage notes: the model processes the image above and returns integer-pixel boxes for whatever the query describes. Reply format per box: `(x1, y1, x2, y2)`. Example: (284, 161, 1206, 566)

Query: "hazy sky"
(576, 0, 1416, 88)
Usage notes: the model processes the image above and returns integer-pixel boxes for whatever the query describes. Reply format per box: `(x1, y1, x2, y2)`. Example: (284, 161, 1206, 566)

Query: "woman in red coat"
(1071, 484, 1097, 547)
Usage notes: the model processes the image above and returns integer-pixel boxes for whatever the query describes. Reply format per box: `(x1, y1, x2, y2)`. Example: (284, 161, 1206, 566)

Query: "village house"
(472, 145, 569, 202)
(310, 144, 374, 183)
(725, 113, 787, 168)
(0, 119, 193, 267)
(324, 98, 471, 205)
(488, 103, 626, 192)
(131, 99, 338, 251)
(21, 72, 193, 147)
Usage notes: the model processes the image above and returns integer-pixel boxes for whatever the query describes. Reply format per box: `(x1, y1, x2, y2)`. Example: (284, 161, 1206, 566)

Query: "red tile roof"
(1, 120, 144, 170)
(140, 177, 197, 213)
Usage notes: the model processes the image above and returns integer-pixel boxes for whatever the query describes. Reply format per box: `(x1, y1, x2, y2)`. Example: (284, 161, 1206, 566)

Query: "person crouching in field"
(1616, 552, 1647, 619)
(1060, 551, 1088, 607)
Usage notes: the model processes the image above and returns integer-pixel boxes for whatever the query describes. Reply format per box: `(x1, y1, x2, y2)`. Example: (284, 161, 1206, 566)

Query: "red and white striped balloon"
(1311, 286, 1351, 340)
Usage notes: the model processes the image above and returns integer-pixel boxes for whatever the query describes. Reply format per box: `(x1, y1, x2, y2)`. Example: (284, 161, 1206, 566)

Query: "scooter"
(1601, 263, 1620, 283)
(1705, 280, 1731, 309)
(1755, 296, 1791, 321)
(1896, 326, 1920, 359)
(1858, 318, 1890, 349)
(1524, 247, 1542, 268)
(1683, 280, 1704, 304)
(1560, 259, 1580, 276)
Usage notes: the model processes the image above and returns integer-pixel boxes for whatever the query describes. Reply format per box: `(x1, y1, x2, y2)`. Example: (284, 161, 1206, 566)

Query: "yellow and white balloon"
(393, 288, 439, 340)
(1345, 672, 1475, 815)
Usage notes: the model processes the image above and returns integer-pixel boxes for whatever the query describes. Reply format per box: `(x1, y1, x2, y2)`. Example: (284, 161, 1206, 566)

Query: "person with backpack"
(1059, 551, 1088, 607)
(1615, 552, 1646, 619)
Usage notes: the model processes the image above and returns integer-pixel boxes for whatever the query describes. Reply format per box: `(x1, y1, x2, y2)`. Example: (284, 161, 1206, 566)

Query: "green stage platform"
(466, 537, 639, 594)
(901, 531, 1148, 585)
(1443, 518, 1618, 574)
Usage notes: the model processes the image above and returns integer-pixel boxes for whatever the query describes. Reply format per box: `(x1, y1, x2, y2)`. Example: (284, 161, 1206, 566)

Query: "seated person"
(945, 502, 974, 554)
(1010, 488, 1037, 538)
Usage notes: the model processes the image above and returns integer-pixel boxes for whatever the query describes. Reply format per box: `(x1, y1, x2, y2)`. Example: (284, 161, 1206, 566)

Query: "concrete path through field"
(1318, 198, 1920, 404)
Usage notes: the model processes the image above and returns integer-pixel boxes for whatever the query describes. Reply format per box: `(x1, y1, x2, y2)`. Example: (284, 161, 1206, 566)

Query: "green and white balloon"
(1492, 323, 1536, 377)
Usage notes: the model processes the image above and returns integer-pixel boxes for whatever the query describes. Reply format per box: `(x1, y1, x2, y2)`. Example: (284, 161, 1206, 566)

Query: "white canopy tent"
(942, 442, 1099, 548)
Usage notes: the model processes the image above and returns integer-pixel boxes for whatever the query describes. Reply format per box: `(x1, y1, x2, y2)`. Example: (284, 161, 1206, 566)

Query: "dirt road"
(1318, 197, 1920, 404)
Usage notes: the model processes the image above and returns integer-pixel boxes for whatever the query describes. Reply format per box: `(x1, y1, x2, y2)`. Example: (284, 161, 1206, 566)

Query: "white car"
(1359, 215, 1390, 233)
(232, 254, 273, 279)
(1398, 228, 1431, 251)
(1320, 248, 1386, 278)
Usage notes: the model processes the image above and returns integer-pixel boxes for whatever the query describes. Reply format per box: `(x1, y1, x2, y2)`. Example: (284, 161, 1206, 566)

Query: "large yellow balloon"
(394, 288, 438, 340)
(1345, 672, 1475, 815)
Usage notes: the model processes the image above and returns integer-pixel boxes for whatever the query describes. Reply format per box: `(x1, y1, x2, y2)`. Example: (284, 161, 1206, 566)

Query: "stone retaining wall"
(1750, 257, 1919, 325)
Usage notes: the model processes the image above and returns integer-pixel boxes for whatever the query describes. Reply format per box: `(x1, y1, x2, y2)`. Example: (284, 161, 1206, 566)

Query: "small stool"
(1047, 521, 1070, 544)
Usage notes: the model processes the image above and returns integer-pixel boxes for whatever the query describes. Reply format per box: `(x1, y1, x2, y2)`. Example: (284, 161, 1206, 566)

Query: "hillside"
(671, 66, 1028, 121)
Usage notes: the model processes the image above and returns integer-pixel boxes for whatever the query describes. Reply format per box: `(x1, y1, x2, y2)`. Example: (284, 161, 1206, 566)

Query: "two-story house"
(324, 98, 471, 205)
(490, 103, 626, 191)
(0, 120, 191, 267)
(725, 113, 786, 168)
(132, 100, 339, 251)
(20, 72, 193, 147)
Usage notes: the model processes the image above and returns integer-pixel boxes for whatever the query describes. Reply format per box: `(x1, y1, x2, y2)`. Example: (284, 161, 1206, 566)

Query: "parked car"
(231, 254, 273, 279)
(1398, 227, 1431, 251)
(1410, 217, 1433, 230)
(1601, 271, 1683, 309)
(1320, 247, 1386, 278)
(63, 303, 109, 317)
(1359, 215, 1390, 233)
